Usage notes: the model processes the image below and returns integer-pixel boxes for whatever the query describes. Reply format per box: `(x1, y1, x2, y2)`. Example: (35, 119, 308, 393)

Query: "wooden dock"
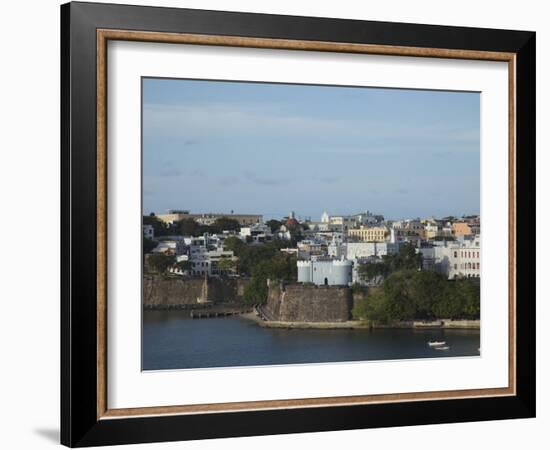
(190, 307, 252, 319)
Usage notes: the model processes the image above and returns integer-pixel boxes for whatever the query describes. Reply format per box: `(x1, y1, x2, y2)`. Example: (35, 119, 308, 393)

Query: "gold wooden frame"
(96, 29, 516, 420)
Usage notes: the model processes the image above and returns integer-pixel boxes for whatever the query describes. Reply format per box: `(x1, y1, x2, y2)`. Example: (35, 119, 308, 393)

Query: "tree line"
(223, 236, 297, 305)
(143, 213, 244, 238)
(353, 243, 479, 322)
(353, 244, 479, 323)
(353, 270, 480, 322)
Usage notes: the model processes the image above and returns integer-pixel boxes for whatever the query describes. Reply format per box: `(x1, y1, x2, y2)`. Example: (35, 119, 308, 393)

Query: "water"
(143, 310, 480, 370)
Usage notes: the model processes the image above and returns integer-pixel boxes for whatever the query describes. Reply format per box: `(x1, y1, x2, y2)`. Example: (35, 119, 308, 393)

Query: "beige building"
(156, 210, 262, 226)
(452, 222, 473, 237)
(347, 226, 388, 242)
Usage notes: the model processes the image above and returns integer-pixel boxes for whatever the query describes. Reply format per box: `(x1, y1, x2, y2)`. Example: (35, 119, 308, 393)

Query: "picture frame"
(60, 1, 536, 447)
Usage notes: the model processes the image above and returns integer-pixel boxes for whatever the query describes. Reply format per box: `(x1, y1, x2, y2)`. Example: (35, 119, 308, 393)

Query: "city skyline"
(147, 208, 478, 223)
(143, 78, 480, 219)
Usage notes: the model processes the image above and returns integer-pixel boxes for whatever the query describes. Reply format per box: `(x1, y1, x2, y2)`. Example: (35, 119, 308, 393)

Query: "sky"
(142, 78, 480, 221)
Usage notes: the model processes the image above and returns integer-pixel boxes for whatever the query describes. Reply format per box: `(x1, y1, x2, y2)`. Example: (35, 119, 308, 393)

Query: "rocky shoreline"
(241, 312, 480, 330)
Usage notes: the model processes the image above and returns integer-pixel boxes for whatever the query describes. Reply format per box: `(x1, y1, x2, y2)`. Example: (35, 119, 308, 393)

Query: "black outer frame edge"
(60, 2, 72, 447)
(66, 1, 535, 52)
(514, 33, 536, 415)
(60, 1, 536, 447)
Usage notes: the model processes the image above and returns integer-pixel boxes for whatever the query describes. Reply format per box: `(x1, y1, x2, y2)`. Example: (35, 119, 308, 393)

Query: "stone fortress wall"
(143, 275, 249, 308)
(264, 281, 352, 322)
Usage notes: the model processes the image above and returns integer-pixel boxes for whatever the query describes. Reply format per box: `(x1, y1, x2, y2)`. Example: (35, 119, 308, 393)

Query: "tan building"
(452, 222, 473, 237)
(391, 219, 423, 238)
(156, 210, 262, 226)
(347, 226, 388, 242)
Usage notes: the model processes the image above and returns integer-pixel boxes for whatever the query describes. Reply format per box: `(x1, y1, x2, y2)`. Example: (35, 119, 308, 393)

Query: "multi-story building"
(347, 226, 388, 242)
(305, 221, 333, 232)
(391, 219, 424, 238)
(327, 215, 357, 231)
(423, 222, 440, 239)
(345, 242, 398, 259)
(151, 239, 186, 256)
(421, 236, 481, 279)
(239, 223, 273, 243)
(184, 249, 238, 277)
(297, 240, 328, 258)
(352, 210, 384, 225)
(321, 210, 383, 228)
(452, 222, 474, 237)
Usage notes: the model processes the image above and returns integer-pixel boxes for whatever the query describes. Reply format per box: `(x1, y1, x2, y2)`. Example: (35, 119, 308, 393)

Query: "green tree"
(242, 251, 297, 305)
(143, 213, 169, 236)
(143, 237, 157, 255)
(380, 269, 418, 321)
(178, 218, 201, 236)
(148, 253, 176, 274)
(363, 287, 394, 323)
(357, 243, 421, 284)
(212, 217, 241, 233)
(410, 270, 446, 319)
(243, 276, 269, 305)
(358, 262, 388, 283)
(266, 219, 283, 233)
(386, 243, 422, 272)
(359, 269, 480, 323)
(223, 236, 246, 255)
(217, 258, 236, 274)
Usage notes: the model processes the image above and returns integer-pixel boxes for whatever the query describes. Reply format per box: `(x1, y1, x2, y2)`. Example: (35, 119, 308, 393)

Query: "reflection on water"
(143, 310, 480, 370)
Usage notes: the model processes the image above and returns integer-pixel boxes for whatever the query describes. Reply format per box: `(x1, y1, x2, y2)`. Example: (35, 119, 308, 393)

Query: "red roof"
(285, 217, 299, 227)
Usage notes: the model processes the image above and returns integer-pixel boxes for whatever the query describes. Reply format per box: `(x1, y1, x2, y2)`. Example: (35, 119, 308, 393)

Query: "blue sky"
(143, 78, 480, 221)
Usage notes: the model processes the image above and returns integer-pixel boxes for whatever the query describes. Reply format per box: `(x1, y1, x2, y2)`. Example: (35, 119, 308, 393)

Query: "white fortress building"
(297, 259, 353, 286)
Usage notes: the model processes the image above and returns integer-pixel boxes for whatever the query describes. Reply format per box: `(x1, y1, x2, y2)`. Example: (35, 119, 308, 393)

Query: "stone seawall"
(143, 275, 249, 308)
(264, 282, 352, 322)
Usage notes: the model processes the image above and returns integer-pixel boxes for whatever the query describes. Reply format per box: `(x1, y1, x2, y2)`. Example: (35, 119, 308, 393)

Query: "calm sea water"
(143, 310, 480, 370)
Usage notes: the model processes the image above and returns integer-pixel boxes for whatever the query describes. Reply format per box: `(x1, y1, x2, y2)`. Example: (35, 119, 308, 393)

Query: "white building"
(306, 221, 333, 232)
(351, 210, 384, 225)
(320, 210, 383, 229)
(239, 223, 273, 243)
(275, 229, 292, 241)
(297, 258, 353, 286)
(421, 235, 481, 279)
(328, 242, 346, 258)
(151, 239, 186, 255)
(297, 239, 328, 259)
(143, 224, 154, 240)
(345, 242, 399, 259)
(188, 249, 238, 277)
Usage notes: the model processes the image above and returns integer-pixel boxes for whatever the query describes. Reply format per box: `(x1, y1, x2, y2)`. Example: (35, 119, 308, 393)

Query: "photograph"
(141, 77, 482, 370)
(55, 1, 537, 446)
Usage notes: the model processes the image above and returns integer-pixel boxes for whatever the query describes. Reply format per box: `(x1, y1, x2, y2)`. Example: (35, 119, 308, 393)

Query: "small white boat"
(434, 346, 450, 351)
(428, 341, 446, 347)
